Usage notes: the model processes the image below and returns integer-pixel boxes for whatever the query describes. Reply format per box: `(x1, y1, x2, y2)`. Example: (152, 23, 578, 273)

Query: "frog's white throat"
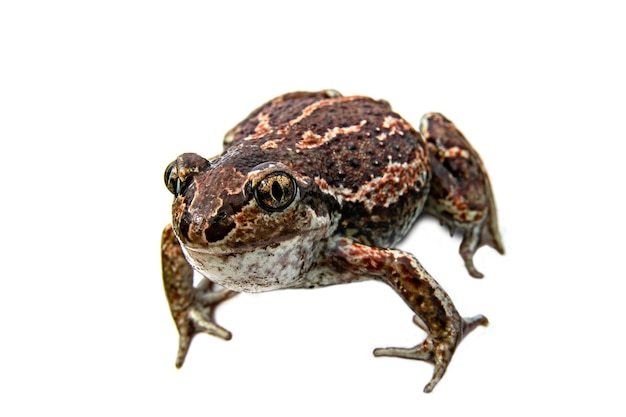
(180, 230, 327, 293)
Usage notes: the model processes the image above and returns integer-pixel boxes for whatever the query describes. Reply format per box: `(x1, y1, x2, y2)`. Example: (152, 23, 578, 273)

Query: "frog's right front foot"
(173, 279, 237, 368)
(161, 224, 237, 367)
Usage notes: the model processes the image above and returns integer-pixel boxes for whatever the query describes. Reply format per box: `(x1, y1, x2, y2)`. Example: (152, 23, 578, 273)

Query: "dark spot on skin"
(206, 216, 236, 243)
(415, 295, 425, 307)
(192, 189, 248, 243)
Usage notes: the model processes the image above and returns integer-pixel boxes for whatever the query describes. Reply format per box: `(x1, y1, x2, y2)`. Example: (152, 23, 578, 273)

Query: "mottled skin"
(161, 90, 504, 393)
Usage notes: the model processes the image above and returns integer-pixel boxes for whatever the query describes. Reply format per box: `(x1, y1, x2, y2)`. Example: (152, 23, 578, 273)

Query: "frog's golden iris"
(254, 171, 297, 212)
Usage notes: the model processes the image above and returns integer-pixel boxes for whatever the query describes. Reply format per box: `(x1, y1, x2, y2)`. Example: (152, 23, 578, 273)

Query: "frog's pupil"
(272, 181, 284, 202)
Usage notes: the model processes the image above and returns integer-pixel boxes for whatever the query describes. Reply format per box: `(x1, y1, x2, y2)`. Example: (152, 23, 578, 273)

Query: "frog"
(161, 90, 504, 393)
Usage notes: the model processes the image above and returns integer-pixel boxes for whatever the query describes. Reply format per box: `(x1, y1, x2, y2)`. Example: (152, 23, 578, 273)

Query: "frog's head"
(163, 151, 335, 292)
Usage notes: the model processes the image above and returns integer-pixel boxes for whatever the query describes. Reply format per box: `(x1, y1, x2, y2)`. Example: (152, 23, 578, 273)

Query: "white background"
(1, 1, 624, 415)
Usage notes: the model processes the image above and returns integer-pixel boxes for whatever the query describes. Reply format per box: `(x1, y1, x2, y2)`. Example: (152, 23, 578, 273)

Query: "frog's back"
(222, 91, 431, 247)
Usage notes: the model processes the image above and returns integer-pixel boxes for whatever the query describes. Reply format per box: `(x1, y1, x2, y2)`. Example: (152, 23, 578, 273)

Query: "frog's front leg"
(329, 238, 488, 393)
(161, 224, 237, 367)
(420, 113, 505, 278)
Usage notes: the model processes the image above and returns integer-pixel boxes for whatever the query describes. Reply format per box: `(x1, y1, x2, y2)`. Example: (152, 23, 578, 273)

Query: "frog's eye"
(164, 161, 190, 197)
(164, 154, 210, 197)
(254, 172, 297, 212)
(164, 161, 182, 196)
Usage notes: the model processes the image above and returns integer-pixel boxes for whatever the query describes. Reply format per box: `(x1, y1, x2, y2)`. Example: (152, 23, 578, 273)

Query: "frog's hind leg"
(161, 224, 238, 367)
(420, 113, 504, 278)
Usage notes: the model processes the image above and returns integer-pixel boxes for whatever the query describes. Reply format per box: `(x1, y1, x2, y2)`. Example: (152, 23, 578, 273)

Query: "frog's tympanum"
(161, 90, 504, 392)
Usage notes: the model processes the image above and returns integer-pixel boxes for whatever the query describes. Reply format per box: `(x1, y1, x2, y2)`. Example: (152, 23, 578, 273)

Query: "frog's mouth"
(182, 227, 326, 256)
(180, 228, 329, 293)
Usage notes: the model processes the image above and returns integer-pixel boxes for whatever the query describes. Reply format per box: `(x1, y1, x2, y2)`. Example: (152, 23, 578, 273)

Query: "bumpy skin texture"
(161, 90, 504, 393)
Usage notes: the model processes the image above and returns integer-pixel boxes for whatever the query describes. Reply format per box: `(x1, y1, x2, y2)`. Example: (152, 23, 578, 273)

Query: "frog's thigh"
(420, 113, 504, 278)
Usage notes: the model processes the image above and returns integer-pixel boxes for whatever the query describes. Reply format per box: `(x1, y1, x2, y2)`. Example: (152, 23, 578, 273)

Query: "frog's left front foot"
(161, 225, 237, 367)
(374, 315, 488, 393)
(331, 239, 488, 392)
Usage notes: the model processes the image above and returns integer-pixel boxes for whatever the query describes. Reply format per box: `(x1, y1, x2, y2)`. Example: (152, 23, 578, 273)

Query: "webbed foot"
(374, 314, 488, 393)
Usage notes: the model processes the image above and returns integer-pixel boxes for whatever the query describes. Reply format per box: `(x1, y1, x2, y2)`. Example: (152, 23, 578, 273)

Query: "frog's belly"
(181, 233, 322, 293)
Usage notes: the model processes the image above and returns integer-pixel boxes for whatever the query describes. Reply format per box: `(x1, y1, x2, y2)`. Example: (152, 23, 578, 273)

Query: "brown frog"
(161, 90, 504, 392)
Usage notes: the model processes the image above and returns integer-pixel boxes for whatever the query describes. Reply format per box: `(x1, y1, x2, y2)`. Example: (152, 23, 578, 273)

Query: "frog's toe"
(373, 341, 433, 362)
(460, 227, 486, 278)
(189, 308, 233, 341)
(462, 314, 489, 337)
(461, 250, 484, 278)
(175, 333, 192, 368)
